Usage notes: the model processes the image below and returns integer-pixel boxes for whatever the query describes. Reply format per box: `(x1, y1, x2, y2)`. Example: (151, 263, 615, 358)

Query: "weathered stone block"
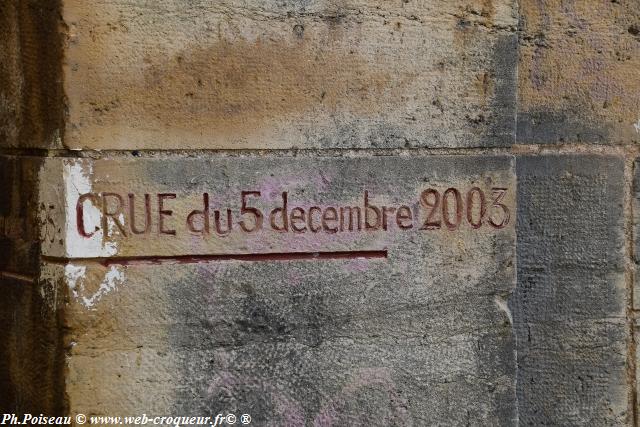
(38, 155, 516, 259)
(61, 0, 518, 150)
(518, 0, 640, 144)
(39, 154, 517, 422)
(2, 0, 518, 149)
(513, 154, 628, 425)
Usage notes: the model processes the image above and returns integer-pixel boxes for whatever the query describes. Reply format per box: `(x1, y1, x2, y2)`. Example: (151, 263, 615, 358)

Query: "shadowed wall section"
(513, 155, 629, 424)
(0, 156, 66, 414)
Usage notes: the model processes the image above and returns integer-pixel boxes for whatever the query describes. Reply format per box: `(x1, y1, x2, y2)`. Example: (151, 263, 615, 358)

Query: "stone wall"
(1, 0, 639, 425)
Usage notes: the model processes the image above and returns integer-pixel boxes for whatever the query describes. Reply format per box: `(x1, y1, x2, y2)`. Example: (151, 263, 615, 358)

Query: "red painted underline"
(42, 250, 388, 267)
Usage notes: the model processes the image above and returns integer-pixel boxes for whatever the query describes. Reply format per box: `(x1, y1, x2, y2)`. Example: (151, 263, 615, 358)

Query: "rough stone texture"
(513, 154, 628, 425)
(4, 0, 640, 149)
(0, 1, 65, 149)
(2, 0, 639, 423)
(8, 0, 640, 150)
(3, 0, 518, 150)
(39, 155, 515, 258)
(0, 156, 65, 414)
(634, 158, 640, 310)
(518, 0, 640, 144)
(39, 154, 517, 423)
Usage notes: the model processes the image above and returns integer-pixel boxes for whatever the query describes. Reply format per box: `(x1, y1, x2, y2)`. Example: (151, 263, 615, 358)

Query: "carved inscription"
(76, 188, 511, 239)
(420, 187, 510, 230)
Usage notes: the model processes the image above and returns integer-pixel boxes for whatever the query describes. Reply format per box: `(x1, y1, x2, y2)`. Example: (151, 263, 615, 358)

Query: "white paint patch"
(111, 213, 125, 238)
(63, 160, 118, 257)
(64, 264, 87, 299)
(80, 265, 126, 309)
(634, 118, 640, 134)
(63, 263, 126, 310)
(38, 263, 63, 312)
(494, 296, 513, 326)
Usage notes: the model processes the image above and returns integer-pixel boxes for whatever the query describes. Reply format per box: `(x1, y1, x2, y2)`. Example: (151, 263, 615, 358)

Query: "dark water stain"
(0, 156, 66, 415)
(0, 157, 15, 216)
(94, 36, 395, 139)
(516, 109, 612, 144)
(487, 33, 518, 145)
(0, 0, 65, 148)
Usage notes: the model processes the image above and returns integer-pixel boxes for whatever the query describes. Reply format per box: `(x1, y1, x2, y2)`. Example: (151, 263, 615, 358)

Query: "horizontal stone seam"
(1, 143, 640, 159)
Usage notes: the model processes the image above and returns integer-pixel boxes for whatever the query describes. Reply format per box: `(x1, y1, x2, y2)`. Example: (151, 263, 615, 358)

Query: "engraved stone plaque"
(38, 155, 516, 422)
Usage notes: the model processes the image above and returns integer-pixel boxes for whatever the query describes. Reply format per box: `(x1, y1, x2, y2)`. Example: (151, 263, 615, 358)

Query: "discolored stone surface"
(0, 156, 46, 276)
(513, 154, 628, 425)
(0, 275, 66, 415)
(0, 156, 65, 414)
(518, 0, 640, 145)
(6, 0, 640, 150)
(0, 1, 65, 149)
(39, 154, 517, 422)
(633, 158, 640, 310)
(2, 0, 639, 422)
(1, 0, 518, 150)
